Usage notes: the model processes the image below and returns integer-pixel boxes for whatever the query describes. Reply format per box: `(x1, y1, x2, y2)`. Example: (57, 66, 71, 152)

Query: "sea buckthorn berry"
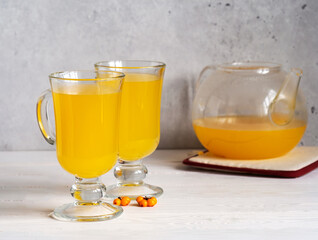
(121, 196, 131, 206)
(113, 198, 121, 206)
(150, 197, 157, 205)
(147, 198, 156, 207)
(139, 199, 148, 207)
(136, 196, 144, 204)
(137, 196, 158, 207)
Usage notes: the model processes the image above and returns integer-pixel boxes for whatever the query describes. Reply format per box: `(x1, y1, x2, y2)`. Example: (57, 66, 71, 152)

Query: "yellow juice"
(193, 116, 307, 159)
(53, 85, 120, 178)
(119, 73, 163, 160)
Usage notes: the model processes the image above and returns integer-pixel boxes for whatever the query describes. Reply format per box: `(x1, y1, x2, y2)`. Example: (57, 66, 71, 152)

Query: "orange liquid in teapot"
(193, 116, 307, 159)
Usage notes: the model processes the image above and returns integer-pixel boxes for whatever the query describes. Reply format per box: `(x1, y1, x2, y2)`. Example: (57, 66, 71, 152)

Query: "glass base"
(106, 183, 163, 200)
(50, 201, 123, 222)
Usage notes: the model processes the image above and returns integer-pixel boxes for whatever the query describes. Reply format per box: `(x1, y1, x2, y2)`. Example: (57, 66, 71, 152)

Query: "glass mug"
(95, 60, 165, 199)
(36, 70, 124, 221)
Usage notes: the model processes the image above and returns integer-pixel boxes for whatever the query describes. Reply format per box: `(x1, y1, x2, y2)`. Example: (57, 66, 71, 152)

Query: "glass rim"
(49, 70, 125, 81)
(95, 60, 166, 69)
(217, 62, 283, 74)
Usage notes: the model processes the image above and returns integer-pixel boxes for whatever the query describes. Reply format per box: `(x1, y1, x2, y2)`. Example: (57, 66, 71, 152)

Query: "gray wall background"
(0, 0, 317, 151)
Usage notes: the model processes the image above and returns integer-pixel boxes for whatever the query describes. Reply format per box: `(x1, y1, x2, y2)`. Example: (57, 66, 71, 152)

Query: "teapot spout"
(269, 68, 303, 125)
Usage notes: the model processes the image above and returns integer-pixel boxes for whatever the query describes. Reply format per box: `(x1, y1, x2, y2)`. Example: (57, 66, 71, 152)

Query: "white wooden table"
(1, 150, 318, 239)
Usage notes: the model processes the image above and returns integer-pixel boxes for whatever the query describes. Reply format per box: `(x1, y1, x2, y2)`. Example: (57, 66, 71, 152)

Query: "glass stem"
(70, 177, 106, 204)
(114, 159, 148, 186)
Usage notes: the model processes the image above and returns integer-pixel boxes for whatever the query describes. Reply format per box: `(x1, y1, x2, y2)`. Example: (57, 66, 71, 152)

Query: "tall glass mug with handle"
(95, 60, 165, 199)
(36, 70, 124, 221)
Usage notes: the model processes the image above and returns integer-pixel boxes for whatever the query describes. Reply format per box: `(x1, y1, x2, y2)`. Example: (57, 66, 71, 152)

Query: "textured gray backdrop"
(0, 0, 317, 150)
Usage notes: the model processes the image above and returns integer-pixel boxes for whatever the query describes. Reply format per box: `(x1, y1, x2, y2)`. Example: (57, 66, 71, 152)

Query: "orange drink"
(193, 116, 307, 159)
(53, 84, 120, 178)
(119, 73, 163, 160)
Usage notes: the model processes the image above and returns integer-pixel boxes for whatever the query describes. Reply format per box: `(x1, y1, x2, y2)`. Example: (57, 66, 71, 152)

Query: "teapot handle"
(268, 68, 302, 126)
(196, 65, 216, 91)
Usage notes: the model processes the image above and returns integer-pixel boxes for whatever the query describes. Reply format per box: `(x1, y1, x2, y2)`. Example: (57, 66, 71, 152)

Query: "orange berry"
(147, 198, 156, 207)
(150, 197, 157, 204)
(136, 196, 144, 204)
(139, 199, 148, 207)
(121, 196, 131, 206)
(113, 198, 121, 206)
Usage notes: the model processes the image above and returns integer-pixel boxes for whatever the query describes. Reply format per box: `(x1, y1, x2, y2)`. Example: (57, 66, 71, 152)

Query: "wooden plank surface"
(0, 150, 318, 239)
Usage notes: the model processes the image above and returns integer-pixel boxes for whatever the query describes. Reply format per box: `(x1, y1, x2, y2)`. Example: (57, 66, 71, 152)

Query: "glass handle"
(36, 89, 56, 145)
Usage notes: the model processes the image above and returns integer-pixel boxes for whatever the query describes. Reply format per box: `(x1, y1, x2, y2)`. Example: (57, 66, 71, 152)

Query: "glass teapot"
(192, 62, 307, 159)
